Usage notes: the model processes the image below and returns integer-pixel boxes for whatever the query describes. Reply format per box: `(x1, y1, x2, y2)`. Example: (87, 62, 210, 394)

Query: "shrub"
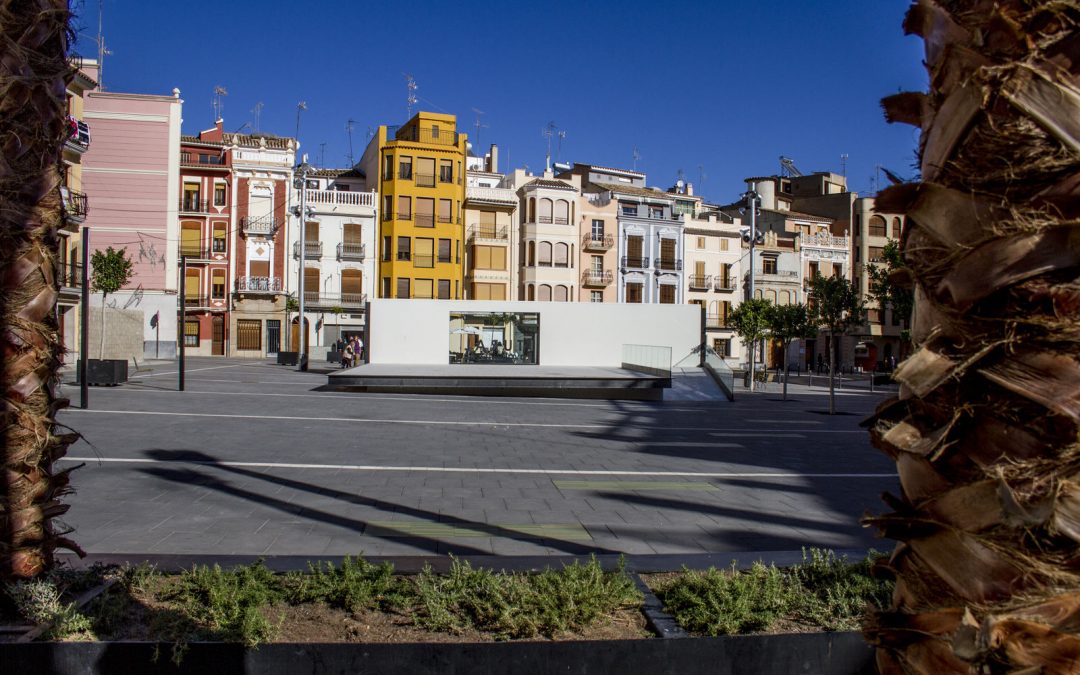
(164, 561, 283, 646)
(285, 556, 410, 612)
(6, 579, 92, 639)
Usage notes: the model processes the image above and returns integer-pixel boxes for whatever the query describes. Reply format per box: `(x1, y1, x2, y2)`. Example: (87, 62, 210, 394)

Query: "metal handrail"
(621, 256, 649, 269)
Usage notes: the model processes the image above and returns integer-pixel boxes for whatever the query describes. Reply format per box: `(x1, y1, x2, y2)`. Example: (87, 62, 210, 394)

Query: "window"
(416, 157, 435, 187)
(414, 279, 434, 299)
(439, 159, 453, 183)
(538, 242, 552, 266)
(437, 238, 452, 264)
(626, 283, 643, 303)
(183, 182, 201, 210)
(415, 238, 434, 268)
(213, 184, 226, 206)
(398, 156, 412, 180)
(438, 199, 453, 224)
(762, 257, 778, 274)
(304, 267, 319, 302)
(180, 221, 201, 257)
(305, 179, 319, 190)
(397, 195, 411, 220)
(831, 263, 842, 278)
(553, 243, 569, 267)
(720, 238, 729, 251)
(869, 246, 885, 262)
(591, 255, 603, 273)
(659, 238, 677, 269)
(382, 235, 391, 261)
(473, 245, 506, 270)
(438, 279, 451, 299)
(212, 222, 226, 253)
(342, 269, 363, 301)
(396, 277, 411, 299)
(415, 197, 435, 227)
(538, 284, 552, 302)
(527, 285, 535, 301)
(591, 291, 603, 303)
(868, 308, 882, 324)
(431, 125, 440, 139)
(712, 338, 731, 357)
(472, 282, 506, 300)
(809, 261, 819, 278)
(626, 235, 644, 265)
(538, 198, 553, 224)
(383, 195, 392, 220)
(554, 200, 569, 225)
(869, 215, 887, 238)
(236, 319, 261, 351)
(891, 217, 902, 239)
(659, 284, 676, 304)
(649, 205, 664, 219)
(383, 155, 394, 180)
(696, 237, 706, 250)
(527, 241, 535, 266)
(527, 198, 535, 223)
(184, 320, 200, 347)
(554, 285, 568, 302)
(211, 269, 226, 299)
(381, 277, 391, 298)
(397, 236, 411, 261)
(620, 202, 638, 217)
(591, 219, 604, 238)
(343, 223, 361, 244)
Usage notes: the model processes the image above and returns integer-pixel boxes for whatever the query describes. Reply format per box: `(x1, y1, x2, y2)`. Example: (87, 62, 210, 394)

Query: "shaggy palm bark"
(0, 0, 83, 580)
(863, 1, 1080, 673)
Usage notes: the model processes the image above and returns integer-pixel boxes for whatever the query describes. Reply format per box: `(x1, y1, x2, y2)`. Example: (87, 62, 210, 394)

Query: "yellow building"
(359, 112, 467, 299)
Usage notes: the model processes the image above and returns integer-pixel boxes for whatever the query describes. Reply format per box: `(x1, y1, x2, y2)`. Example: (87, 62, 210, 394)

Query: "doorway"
(266, 319, 281, 355)
(290, 317, 310, 355)
(211, 315, 225, 355)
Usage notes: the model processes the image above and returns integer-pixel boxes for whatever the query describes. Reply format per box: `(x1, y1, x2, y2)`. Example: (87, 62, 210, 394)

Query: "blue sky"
(73, 0, 925, 203)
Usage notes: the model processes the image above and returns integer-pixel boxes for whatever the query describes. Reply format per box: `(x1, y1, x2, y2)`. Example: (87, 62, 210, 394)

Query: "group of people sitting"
(335, 336, 364, 368)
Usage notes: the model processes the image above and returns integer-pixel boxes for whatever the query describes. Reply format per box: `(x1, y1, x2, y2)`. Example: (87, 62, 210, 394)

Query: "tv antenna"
(632, 147, 641, 171)
(319, 142, 326, 167)
(404, 74, 418, 117)
(212, 86, 228, 122)
(677, 168, 686, 184)
(295, 101, 307, 142)
(95, 0, 112, 90)
(251, 101, 263, 131)
(840, 153, 849, 177)
(556, 130, 566, 163)
(471, 108, 488, 148)
(542, 121, 557, 172)
(698, 164, 706, 189)
(345, 119, 356, 166)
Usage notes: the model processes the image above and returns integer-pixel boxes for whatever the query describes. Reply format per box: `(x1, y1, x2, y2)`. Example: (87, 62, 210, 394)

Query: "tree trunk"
(747, 335, 755, 392)
(864, 2, 1080, 672)
(782, 340, 789, 401)
(99, 292, 107, 359)
(827, 332, 835, 415)
(0, 0, 83, 581)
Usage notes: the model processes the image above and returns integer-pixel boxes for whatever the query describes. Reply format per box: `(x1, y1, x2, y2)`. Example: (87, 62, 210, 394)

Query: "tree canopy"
(89, 247, 133, 298)
(865, 239, 913, 337)
(728, 297, 772, 346)
(808, 274, 864, 335)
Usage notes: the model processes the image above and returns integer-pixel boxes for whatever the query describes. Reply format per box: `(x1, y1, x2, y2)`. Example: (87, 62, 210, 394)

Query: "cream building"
(464, 144, 518, 300)
(510, 169, 582, 302)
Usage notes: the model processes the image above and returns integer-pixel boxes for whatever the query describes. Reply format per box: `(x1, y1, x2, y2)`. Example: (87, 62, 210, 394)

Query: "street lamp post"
(742, 189, 761, 390)
(295, 159, 313, 371)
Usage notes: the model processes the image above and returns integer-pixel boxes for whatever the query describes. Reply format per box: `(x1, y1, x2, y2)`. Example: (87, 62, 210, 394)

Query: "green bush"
(414, 556, 642, 639)
(285, 556, 410, 612)
(165, 561, 284, 646)
(5, 579, 92, 639)
(789, 549, 891, 631)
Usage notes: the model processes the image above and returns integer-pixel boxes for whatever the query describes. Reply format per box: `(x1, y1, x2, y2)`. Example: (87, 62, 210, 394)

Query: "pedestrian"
(342, 341, 354, 368)
(356, 335, 365, 362)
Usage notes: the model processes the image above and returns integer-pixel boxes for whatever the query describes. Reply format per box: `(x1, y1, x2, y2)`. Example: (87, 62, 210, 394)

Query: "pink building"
(81, 88, 182, 359)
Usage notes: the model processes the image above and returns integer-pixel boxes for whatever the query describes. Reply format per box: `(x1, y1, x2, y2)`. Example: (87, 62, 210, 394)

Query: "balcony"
(581, 270, 613, 287)
(386, 211, 412, 222)
(302, 291, 367, 310)
(389, 125, 460, 146)
(337, 242, 366, 261)
(655, 258, 683, 272)
(184, 294, 224, 308)
(293, 241, 323, 259)
(468, 224, 508, 242)
(621, 256, 650, 270)
(61, 187, 88, 222)
(413, 254, 435, 268)
(705, 314, 732, 329)
(688, 274, 711, 290)
(581, 233, 614, 251)
(241, 215, 278, 237)
(57, 261, 82, 291)
(179, 245, 213, 260)
(752, 269, 800, 281)
(235, 276, 282, 294)
(466, 186, 517, 205)
(64, 116, 90, 153)
(415, 173, 436, 188)
(439, 171, 460, 185)
(303, 189, 376, 210)
(714, 278, 737, 292)
(179, 198, 212, 214)
(415, 213, 435, 228)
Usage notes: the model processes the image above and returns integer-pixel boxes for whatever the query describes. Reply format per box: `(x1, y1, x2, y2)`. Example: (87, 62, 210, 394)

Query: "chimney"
(488, 144, 499, 173)
(686, 182, 694, 196)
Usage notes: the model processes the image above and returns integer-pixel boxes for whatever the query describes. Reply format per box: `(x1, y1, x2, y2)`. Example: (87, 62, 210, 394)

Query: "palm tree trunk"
(864, 1, 1080, 672)
(0, 0, 83, 580)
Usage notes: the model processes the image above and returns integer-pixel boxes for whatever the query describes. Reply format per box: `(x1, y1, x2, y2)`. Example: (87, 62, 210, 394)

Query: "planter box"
(326, 350, 342, 363)
(77, 359, 128, 386)
(0, 631, 873, 674)
(276, 351, 299, 366)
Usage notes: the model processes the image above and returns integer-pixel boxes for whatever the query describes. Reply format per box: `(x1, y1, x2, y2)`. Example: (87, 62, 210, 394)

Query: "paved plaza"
(56, 358, 898, 564)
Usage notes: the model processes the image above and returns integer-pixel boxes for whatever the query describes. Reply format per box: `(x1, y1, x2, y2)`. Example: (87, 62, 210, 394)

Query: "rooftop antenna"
(542, 121, 557, 172)
(345, 119, 356, 165)
(471, 108, 488, 148)
(95, 0, 112, 90)
(632, 147, 641, 171)
(677, 168, 686, 184)
(871, 164, 883, 194)
(404, 74, 418, 117)
(318, 142, 326, 167)
(295, 101, 307, 142)
(698, 164, 706, 189)
(556, 130, 566, 163)
(840, 153, 849, 177)
(251, 101, 263, 131)
(212, 86, 228, 123)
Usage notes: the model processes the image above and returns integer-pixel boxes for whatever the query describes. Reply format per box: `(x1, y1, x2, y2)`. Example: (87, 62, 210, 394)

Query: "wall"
(368, 299, 699, 367)
(85, 306, 147, 362)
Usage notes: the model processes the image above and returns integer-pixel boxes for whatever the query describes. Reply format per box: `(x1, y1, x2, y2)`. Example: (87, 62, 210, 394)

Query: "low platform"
(325, 364, 670, 400)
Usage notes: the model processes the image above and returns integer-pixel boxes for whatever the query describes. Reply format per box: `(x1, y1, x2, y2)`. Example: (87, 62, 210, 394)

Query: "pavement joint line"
(129, 364, 250, 379)
(61, 409, 869, 433)
(62, 456, 897, 479)
(554, 480, 720, 491)
(363, 522, 592, 540)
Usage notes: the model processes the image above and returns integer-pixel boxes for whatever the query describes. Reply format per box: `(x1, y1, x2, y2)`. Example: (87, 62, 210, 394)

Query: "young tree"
(807, 274, 864, 415)
(866, 239, 914, 353)
(865, 3, 1080, 672)
(89, 247, 134, 359)
(728, 297, 771, 392)
(0, 0, 83, 580)
(764, 302, 815, 401)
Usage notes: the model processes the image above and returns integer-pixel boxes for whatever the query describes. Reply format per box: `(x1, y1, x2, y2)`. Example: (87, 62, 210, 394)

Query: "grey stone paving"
(56, 357, 898, 560)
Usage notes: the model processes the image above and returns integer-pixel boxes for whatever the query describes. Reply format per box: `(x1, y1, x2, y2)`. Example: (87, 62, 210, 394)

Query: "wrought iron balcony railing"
(337, 242, 365, 261)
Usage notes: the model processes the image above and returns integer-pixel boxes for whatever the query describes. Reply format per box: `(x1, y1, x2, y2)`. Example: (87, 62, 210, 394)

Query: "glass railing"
(703, 347, 735, 400)
(621, 344, 672, 377)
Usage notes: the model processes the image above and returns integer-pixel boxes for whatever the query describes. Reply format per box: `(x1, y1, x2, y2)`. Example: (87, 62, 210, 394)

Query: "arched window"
(528, 198, 535, 223)
(527, 284, 535, 301)
(538, 242, 552, 266)
(754, 289, 763, 299)
(869, 215, 887, 237)
(538, 198, 553, 224)
(554, 285, 568, 302)
(891, 217, 902, 239)
(554, 243, 569, 267)
(554, 200, 569, 224)
(766, 289, 777, 304)
(527, 241, 535, 266)
(538, 284, 552, 302)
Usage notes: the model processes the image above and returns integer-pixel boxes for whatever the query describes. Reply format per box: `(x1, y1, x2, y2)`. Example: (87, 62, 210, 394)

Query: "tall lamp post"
(742, 189, 762, 389)
(294, 158, 314, 371)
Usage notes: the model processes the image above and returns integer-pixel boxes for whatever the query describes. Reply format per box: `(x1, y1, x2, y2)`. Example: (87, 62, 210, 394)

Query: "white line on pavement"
(61, 456, 896, 479)
(62, 408, 868, 433)
(746, 419, 824, 425)
(129, 364, 251, 379)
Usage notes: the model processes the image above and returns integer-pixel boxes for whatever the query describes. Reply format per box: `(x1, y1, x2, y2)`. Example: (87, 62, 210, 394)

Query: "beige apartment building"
(852, 196, 906, 366)
(511, 169, 583, 302)
(464, 144, 518, 300)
